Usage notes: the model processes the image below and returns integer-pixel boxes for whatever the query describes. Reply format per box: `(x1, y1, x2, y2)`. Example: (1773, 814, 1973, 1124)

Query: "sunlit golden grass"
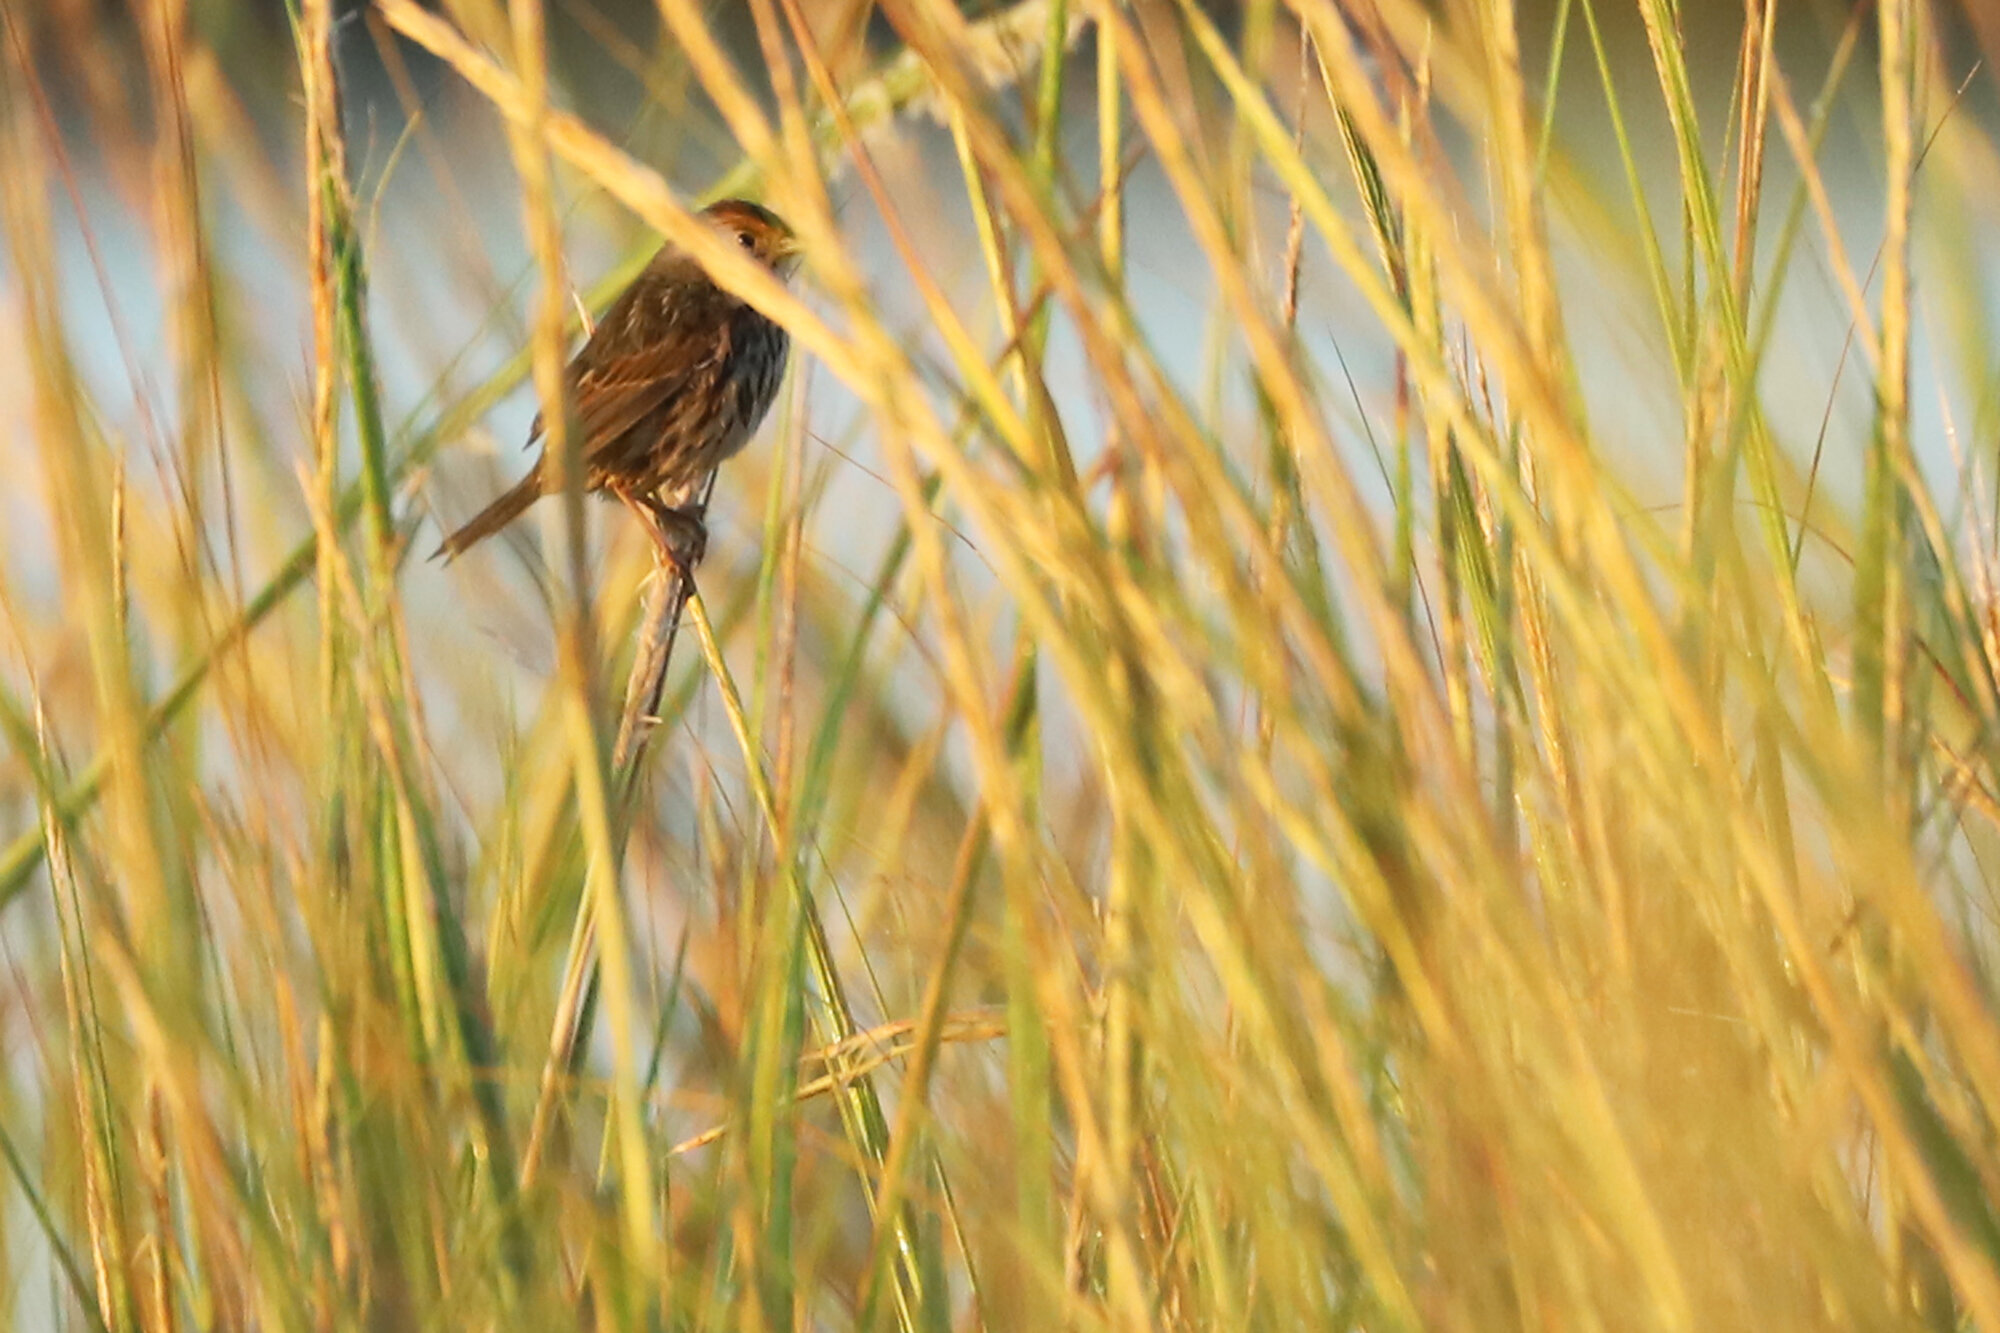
(3, 0, 2000, 1327)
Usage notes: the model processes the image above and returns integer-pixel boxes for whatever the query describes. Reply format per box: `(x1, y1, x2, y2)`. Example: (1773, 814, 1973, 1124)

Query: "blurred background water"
(6, 0, 1994, 593)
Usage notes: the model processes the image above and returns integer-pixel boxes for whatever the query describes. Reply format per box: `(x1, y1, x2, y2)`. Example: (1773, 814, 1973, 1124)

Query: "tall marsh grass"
(2, 0, 1999, 1326)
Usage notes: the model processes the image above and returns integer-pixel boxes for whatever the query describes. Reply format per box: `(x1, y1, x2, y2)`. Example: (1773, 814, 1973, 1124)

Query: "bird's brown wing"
(525, 265, 728, 461)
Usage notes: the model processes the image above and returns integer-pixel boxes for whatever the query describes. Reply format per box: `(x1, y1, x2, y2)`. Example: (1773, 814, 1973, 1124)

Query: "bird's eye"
(736, 230, 757, 250)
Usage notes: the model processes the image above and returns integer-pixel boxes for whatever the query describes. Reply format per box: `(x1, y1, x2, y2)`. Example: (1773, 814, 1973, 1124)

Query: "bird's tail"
(433, 471, 542, 562)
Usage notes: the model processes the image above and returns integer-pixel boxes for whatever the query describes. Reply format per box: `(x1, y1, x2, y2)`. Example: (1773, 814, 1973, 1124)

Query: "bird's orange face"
(703, 199, 801, 278)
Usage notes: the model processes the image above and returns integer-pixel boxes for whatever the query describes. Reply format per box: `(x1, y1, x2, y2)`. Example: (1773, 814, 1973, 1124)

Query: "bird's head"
(703, 198, 802, 279)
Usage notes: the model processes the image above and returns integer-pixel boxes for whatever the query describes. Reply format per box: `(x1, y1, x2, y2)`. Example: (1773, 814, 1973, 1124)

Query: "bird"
(434, 198, 800, 566)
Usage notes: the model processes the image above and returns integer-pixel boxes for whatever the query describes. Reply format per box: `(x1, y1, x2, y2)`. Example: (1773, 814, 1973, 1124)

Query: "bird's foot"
(613, 488, 708, 582)
(645, 500, 709, 579)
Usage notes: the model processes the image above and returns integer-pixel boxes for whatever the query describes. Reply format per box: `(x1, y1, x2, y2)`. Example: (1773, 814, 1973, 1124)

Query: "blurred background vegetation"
(4, 0, 2000, 1328)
